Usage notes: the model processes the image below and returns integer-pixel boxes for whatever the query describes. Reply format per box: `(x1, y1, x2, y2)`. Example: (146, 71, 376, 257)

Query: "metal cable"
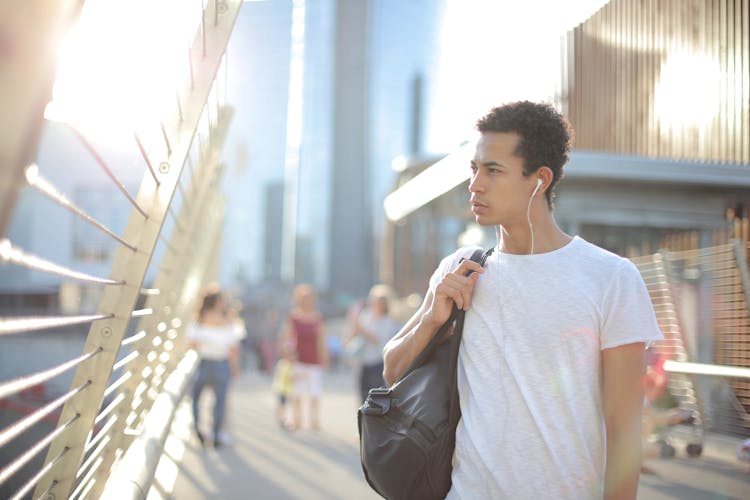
(158, 233, 178, 254)
(83, 413, 117, 453)
(70, 126, 148, 219)
(24, 165, 137, 252)
(0, 349, 100, 400)
(112, 350, 140, 371)
(12, 447, 68, 500)
(0, 382, 89, 448)
(0, 313, 113, 337)
(0, 413, 78, 487)
(133, 130, 160, 185)
(103, 372, 132, 399)
(176, 177, 189, 209)
(33, 479, 59, 500)
(160, 121, 172, 156)
(130, 308, 153, 318)
(70, 455, 102, 500)
(0, 239, 123, 285)
(76, 433, 109, 481)
(166, 206, 184, 233)
(121, 330, 147, 346)
(94, 393, 125, 426)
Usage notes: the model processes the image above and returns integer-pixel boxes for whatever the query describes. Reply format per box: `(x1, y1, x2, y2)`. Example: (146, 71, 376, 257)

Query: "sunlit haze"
(45, 0, 199, 143)
(428, 0, 610, 152)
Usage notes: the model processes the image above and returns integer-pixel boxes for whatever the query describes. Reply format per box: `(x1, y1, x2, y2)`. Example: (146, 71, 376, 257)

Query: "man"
(383, 101, 662, 499)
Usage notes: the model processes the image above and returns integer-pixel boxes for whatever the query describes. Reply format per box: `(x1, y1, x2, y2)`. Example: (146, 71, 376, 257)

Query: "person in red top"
(281, 284, 329, 431)
(641, 348, 693, 472)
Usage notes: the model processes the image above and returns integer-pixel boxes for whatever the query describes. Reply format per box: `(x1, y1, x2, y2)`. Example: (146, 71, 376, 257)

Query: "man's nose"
(468, 173, 482, 192)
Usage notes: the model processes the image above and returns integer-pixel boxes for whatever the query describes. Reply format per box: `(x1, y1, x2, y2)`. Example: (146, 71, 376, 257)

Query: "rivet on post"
(159, 162, 170, 174)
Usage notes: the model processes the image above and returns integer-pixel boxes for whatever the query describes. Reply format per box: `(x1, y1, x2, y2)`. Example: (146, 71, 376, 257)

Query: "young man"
(383, 101, 662, 499)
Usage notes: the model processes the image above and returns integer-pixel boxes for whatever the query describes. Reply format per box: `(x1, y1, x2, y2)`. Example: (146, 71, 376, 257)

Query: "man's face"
(469, 131, 536, 227)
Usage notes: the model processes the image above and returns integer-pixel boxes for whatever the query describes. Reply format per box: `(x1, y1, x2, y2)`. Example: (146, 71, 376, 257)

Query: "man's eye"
(488, 168, 501, 174)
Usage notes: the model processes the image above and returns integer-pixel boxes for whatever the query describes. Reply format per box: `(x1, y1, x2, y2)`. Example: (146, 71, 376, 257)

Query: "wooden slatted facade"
(562, 0, 749, 165)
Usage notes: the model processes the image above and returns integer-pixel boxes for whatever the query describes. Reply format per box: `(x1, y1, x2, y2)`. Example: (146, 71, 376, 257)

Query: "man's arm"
(317, 322, 330, 369)
(228, 344, 240, 376)
(382, 290, 439, 385)
(382, 258, 483, 385)
(602, 342, 646, 500)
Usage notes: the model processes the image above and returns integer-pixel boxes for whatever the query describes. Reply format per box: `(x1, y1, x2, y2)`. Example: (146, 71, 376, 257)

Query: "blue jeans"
(192, 359, 231, 438)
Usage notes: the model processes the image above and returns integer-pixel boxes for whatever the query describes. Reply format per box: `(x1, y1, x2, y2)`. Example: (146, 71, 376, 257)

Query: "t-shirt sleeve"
(428, 246, 481, 293)
(233, 321, 247, 341)
(186, 323, 199, 342)
(600, 259, 663, 349)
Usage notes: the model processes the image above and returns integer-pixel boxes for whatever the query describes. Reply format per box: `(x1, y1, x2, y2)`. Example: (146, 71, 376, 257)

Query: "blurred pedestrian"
(188, 286, 246, 448)
(345, 284, 401, 402)
(641, 349, 694, 472)
(272, 342, 297, 429)
(281, 284, 329, 431)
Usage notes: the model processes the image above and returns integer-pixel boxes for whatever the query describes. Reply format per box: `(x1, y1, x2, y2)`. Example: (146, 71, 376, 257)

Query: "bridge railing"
(0, 2, 243, 499)
(632, 240, 750, 437)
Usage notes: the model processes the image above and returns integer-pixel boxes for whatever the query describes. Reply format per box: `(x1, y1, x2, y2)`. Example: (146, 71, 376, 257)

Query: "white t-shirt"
(429, 236, 662, 499)
(187, 321, 246, 361)
(358, 310, 401, 365)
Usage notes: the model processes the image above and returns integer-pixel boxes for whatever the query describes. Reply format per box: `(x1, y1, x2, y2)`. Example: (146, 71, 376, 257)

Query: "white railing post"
(34, 2, 243, 498)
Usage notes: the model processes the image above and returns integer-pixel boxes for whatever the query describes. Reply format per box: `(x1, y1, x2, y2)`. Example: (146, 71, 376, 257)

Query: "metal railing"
(0, 1, 243, 499)
(632, 240, 750, 437)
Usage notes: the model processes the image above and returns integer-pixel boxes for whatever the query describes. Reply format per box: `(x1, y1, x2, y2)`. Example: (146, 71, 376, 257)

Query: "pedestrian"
(641, 349, 693, 472)
(188, 286, 246, 448)
(383, 101, 662, 499)
(345, 284, 401, 402)
(281, 284, 329, 431)
(272, 342, 296, 429)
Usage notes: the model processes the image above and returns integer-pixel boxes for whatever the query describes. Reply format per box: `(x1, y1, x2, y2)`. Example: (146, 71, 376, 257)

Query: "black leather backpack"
(357, 248, 490, 500)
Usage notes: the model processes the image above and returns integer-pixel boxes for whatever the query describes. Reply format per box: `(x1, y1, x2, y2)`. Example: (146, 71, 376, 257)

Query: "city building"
(224, 0, 448, 306)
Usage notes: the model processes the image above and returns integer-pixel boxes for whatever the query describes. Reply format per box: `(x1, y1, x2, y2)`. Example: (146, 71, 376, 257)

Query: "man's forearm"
(382, 312, 440, 386)
(604, 422, 641, 499)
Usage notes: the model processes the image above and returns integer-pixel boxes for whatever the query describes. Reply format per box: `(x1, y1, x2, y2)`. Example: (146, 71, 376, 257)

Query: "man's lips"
(471, 200, 488, 214)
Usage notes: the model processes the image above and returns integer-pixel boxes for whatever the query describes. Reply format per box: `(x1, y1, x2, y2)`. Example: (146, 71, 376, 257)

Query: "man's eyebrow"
(471, 159, 506, 168)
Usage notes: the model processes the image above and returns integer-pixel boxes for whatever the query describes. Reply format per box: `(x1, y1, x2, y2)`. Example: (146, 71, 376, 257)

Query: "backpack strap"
(401, 247, 493, 380)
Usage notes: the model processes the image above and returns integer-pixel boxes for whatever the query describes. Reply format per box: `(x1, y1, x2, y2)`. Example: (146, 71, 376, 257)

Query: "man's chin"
(474, 215, 497, 226)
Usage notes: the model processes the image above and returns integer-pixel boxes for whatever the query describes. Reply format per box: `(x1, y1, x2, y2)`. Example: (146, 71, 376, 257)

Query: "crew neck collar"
(494, 235, 580, 259)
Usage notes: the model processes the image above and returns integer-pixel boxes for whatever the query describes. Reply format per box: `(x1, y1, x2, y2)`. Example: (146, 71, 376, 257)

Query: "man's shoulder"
(450, 245, 486, 261)
(571, 237, 630, 269)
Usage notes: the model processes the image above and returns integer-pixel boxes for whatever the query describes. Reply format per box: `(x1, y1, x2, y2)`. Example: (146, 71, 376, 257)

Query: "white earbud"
(532, 178, 542, 196)
(527, 178, 543, 255)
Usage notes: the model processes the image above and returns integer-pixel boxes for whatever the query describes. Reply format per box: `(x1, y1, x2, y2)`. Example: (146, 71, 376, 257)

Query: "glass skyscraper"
(222, 0, 447, 302)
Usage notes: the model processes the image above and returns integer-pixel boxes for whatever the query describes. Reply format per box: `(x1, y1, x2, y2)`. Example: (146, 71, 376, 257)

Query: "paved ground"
(152, 369, 750, 500)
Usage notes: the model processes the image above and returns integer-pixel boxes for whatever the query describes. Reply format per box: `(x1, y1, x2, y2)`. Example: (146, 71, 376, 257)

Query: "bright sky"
(45, 0, 198, 143)
(428, 0, 609, 151)
(46, 0, 609, 151)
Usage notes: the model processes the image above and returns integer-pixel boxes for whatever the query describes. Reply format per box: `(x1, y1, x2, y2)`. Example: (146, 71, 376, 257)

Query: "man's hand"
(383, 255, 483, 385)
(424, 257, 484, 328)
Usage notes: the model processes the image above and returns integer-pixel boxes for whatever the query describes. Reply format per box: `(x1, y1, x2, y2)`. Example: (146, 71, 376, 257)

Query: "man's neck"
(498, 212, 571, 255)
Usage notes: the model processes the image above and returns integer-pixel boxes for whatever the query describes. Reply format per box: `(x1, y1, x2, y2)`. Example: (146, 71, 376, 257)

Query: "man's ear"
(536, 166, 554, 192)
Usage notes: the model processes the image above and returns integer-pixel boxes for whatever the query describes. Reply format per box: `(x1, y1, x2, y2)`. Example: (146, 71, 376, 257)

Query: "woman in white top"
(188, 288, 245, 447)
(346, 284, 401, 402)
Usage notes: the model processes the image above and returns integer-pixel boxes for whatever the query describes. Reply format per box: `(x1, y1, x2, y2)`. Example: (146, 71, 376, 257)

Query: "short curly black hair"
(476, 101, 573, 207)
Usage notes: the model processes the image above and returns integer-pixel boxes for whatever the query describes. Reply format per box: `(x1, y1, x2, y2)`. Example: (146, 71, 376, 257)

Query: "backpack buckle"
(362, 388, 391, 415)
(368, 387, 391, 396)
